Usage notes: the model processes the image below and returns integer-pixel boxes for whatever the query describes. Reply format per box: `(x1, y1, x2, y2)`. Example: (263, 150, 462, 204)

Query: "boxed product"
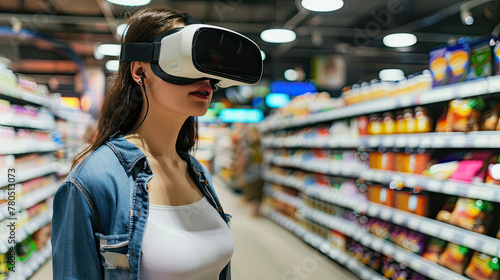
(430, 46, 449, 87)
(449, 151, 492, 183)
(390, 226, 427, 255)
(393, 263, 411, 280)
(394, 148, 431, 174)
(393, 189, 429, 216)
(468, 38, 494, 80)
(446, 38, 470, 84)
(369, 218, 392, 240)
(465, 252, 499, 280)
(369, 148, 394, 170)
(438, 243, 471, 274)
(367, 184, 393, 207)
(329, 230, 346, 250)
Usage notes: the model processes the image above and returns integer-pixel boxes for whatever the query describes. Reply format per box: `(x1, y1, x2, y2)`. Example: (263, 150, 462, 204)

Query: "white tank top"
(139, 196, 234, 280)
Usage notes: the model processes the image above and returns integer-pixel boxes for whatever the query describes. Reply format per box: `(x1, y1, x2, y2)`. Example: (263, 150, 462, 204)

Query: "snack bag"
(448, 198, 494, 234)
(423, 238, 447, 263)
(465, 252, 499, 280)
(438, 243, 471, 274)
(486, 155, 500, 185)
(446, 98, 485, 132)
(382, 256, 398, 279)
(430, 46, 449, 87)
(446, 39, 470, 84)
(393, 263, 411, 280)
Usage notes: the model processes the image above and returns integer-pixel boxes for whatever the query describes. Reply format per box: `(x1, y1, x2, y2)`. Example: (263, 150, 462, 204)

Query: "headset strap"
(119, 42, 161, 62)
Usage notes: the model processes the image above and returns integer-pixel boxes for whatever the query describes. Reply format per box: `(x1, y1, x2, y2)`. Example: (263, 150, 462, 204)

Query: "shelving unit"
(8, 241, 52, 280)
(262, 206, 387, 280)
(261, 76, 500, 280)
(261, 76, 500, 132)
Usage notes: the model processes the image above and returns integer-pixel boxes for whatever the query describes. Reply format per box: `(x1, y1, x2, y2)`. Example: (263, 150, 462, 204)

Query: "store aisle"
(212, 177, 358, 280)
(32, 177, 356, 280)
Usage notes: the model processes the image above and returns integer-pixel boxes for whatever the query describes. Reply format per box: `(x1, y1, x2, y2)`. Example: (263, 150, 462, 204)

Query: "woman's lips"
(189, 84, 212, 100)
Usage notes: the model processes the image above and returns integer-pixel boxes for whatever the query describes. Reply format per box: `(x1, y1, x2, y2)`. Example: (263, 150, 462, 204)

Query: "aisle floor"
(32, 177, 357, 280)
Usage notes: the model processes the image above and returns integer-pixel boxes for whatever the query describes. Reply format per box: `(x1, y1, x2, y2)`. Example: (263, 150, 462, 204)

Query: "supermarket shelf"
(262, 171, 303, 190)
(264, 184, 302, 207)
(261, 76, 500, 132)
(263, 131, 500, 149)
(267, 156, 500, 203)
(262, 206, 387, 280)
(266, 163, 500, 257)
(0, 162, 59, 188)
(300, 206, 469, 280)
(8, 241, 52, 280)
(304, 186, 500, 258)
(0, 88, 52, 108)
(0, 113, 56, 131)
(51, 108, 93, 125)
(0, 140, 63, 155)
(0, 183, 58, 221)
(0, 208, 52, 255)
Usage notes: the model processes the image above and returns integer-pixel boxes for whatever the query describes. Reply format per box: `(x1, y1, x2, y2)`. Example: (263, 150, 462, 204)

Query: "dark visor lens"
(192, 28, 262, 84)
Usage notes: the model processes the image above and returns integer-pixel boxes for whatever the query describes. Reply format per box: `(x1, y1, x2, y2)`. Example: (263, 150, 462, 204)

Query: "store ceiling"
(0, 0, 499, 97)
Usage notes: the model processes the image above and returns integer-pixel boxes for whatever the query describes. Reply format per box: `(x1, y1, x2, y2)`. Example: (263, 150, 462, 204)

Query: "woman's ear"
(130, 62, 146, 86)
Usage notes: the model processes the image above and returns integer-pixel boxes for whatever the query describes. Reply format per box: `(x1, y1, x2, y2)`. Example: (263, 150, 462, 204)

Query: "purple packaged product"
(429, 47, 448, 87)
(410, 271, 428, 280)
(445, 38, 470, 84)
(392, 263, 410, 280)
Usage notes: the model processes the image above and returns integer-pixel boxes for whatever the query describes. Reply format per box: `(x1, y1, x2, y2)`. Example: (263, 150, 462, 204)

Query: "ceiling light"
(97, 44, 121, 56)
(379, 69, 405, 81)
(383, 33, 417, 48)
(260, 29, 296, 43)
(284, 69, 298, 81)
(464, 16, 474, 25)
(105, 0, 150, 6)
(117, 24, 129, 38)
(260, 50, 266, 60)
(301, 0, 344, 12)
(106, 60, 120, 72)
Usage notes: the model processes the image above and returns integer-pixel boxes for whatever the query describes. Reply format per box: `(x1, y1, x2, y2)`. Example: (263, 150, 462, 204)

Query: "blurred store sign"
(219, 109, 264, 123)
(269, 81, 317, 96)
(266, 93, 290, 108)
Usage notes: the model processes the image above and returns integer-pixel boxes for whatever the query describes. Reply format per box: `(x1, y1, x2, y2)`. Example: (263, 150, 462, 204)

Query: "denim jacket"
(51, 133, 232, 279)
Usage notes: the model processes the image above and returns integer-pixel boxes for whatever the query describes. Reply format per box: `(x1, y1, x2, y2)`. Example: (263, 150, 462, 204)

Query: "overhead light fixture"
(383, 33, 417, 48)
(379, 69, 405, 81)
(260, 29, 296, 43)
(461, 7, 474, 25)
(284, 69, 298, 81)
(105, 0, 150, 6)
(301, 0, 344, 12)
(260, 50, 266, 60)
(106, 60, 120, 72)
(117, 24, 129, 38)
(97, 44, 121, 56)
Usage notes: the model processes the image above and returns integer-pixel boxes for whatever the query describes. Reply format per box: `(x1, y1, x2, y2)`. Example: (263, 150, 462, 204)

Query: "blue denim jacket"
(51, 133, 232, 279)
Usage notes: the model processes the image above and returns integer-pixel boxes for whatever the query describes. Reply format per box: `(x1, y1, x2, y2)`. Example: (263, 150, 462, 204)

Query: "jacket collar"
(105, 132, 204, 175)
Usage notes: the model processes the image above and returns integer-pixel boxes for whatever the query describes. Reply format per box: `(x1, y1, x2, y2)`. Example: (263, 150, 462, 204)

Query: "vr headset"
(120, 15, 263, 88)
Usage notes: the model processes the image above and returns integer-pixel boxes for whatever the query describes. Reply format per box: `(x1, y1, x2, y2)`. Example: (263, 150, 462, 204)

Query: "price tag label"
(458, 80, 487, 98)
(420, 136, 433, 148)
(399, 95, 414, 108)
(420, 221, 440, 236)
(368, 137, 380, 147)
(382, 137, 393, 147)
(473, 135, 489, 148)
(408, 137, 420, 147)
(383, 245, 394, 256)
(426, 180, 442, 192)
(450, 136, 467, 147)
(392, 212, 405, 224)
(442, 181, 458, 195)
(368, 206, 379, 216)
(372, 239, 384, 251)
(408, 218, 420, 230)
(404, 177, 418, 188)
(464, 238, 477, 249)
(439, 229, 455, 242)
(395, 136, 406, 147)
(380, 209, 392, 220)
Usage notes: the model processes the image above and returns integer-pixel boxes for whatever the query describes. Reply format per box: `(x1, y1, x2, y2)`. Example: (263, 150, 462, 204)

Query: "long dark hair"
(72, 8, 197, 168)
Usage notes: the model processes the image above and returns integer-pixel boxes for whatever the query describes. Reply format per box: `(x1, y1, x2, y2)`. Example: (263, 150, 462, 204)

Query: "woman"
(50, 8, 248, 279)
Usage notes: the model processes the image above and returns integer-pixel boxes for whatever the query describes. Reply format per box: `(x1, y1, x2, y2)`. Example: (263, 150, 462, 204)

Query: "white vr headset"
(120, 20, 263, 88)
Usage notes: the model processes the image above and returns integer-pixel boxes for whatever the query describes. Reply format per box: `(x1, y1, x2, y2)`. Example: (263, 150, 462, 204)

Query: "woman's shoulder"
(64, 144, 127, 192)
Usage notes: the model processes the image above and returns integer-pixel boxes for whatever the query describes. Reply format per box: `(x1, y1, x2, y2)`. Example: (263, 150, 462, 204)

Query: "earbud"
(138, 73, 146, 85)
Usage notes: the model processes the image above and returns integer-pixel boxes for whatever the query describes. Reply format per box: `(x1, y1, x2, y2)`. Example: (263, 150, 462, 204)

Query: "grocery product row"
(264, 182, 500, 280)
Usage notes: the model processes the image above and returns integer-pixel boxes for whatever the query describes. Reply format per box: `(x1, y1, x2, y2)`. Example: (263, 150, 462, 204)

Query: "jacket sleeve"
(51, 179, 103, 280)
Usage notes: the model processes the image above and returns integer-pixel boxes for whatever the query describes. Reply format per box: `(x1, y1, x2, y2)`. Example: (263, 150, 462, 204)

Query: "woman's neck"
(125, 110, 188, 161)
